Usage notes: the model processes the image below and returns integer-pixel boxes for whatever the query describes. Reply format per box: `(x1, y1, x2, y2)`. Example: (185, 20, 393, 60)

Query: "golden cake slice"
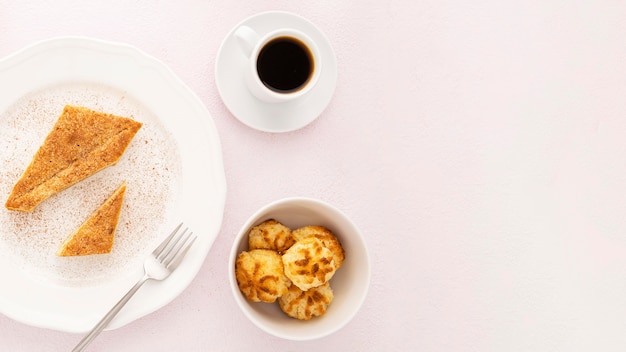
(56, 182, 126, 256)
(5, 105, 142, 212)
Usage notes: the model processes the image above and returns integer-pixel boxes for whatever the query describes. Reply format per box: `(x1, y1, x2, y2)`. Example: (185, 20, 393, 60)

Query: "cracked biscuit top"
(278, 282, 334, 320)
(292, 225, 345, 268)
(235, 249, 292, 303)
(248, 219, 295, 253)
(282, 237, 338, 291)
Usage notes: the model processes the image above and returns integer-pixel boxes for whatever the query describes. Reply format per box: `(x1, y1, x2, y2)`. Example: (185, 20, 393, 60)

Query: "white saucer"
(215, 11, 337, 133)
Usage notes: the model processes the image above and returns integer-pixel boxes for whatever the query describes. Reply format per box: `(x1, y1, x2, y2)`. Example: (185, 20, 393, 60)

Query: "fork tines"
(155, 223, 197, 268)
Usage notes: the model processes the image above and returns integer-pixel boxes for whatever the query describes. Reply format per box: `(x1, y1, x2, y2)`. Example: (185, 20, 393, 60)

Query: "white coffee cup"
(234, 25, 322, 103)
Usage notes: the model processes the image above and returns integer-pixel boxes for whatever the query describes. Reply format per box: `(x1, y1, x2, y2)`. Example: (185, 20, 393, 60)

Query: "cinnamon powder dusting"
(0, 82, 182, 286)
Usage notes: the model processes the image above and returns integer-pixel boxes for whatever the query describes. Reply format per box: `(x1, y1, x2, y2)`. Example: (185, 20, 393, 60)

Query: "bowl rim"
(228, 196, 371, 340)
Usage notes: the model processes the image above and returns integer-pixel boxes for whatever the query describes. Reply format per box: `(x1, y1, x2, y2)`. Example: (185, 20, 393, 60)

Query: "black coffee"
(257, 36, 313, 93)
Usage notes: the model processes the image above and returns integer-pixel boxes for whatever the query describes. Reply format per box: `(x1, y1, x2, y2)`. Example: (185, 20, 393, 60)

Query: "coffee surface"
(257, 36, 313, 93)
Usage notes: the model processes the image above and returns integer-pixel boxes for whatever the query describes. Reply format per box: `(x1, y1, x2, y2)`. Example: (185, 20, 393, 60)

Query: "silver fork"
(72, 223, 196, 352)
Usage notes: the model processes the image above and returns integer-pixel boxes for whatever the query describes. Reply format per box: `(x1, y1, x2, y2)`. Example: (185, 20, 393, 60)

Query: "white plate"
(0, 37, 227, 332)
(215, 11, 337, 133)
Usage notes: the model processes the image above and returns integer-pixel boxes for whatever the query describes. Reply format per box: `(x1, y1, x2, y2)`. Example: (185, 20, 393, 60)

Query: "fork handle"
(72, 275, 149, 352)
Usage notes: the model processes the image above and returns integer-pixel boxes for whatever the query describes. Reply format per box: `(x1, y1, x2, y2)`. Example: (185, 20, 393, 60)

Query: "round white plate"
(0, 37, 227, 333)
(215, 11, 337, 133)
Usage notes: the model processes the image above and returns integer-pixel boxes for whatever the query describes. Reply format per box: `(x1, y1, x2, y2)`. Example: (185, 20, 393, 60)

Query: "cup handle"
(234, 26, 260, 58)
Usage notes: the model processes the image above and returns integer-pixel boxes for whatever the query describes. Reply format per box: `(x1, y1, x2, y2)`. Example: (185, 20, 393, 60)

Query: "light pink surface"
(2, 1, 626, 351)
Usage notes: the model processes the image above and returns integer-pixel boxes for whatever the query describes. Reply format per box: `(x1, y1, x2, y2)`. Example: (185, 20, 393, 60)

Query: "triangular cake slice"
(56, 182, 126, 256)
(5, 105, 142, 212)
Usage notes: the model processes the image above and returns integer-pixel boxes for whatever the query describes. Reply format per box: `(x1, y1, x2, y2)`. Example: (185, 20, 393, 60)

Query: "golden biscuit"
(248, 219, 294, 253)
(292, 225, 345, 268)
(278, 282, 334, 320)
(282, 237, 337, 291)
(235, 249, 291, 303)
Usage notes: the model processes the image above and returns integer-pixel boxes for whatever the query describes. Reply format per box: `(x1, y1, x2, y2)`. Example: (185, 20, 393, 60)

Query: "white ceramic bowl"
(229, 197, 371, 340)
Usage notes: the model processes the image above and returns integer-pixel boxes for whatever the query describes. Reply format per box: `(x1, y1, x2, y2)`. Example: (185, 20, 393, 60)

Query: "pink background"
(2, 0, 626, 351)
